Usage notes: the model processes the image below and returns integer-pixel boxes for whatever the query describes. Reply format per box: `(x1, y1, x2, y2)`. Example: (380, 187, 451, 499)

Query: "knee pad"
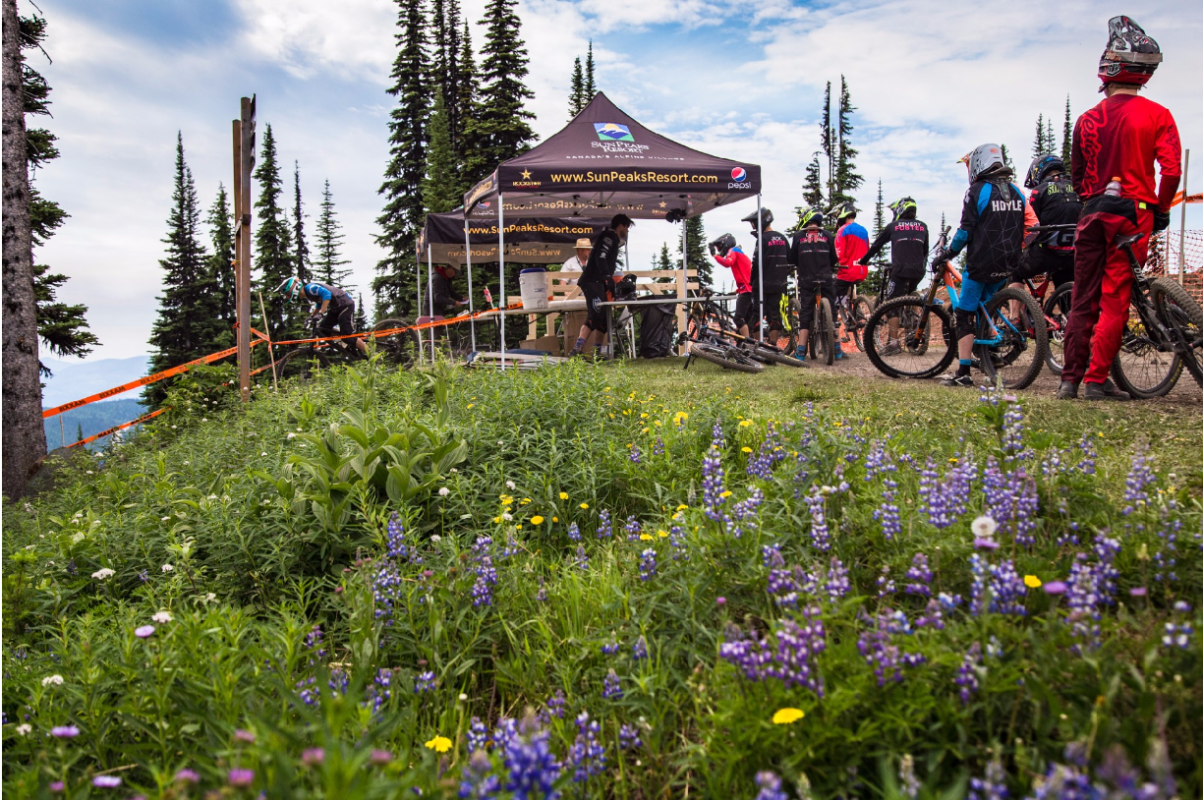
(954, 307, 976, 340)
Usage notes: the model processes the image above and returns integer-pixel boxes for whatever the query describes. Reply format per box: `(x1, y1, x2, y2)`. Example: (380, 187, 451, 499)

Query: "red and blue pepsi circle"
(731, 167, 747, 182)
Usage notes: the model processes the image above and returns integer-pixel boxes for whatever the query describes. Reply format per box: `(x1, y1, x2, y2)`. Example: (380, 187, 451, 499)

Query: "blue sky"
(33, 0, 1203, 359)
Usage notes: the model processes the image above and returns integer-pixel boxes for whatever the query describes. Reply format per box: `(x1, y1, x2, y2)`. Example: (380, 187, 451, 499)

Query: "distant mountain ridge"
(42, 356, 151, 407)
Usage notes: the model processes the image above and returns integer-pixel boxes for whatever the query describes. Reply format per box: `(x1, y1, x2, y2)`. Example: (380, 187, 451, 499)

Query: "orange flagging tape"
(65, 408, 167, 449)
(43, 302, 524, 419)
(1171, 192, 1202, 207)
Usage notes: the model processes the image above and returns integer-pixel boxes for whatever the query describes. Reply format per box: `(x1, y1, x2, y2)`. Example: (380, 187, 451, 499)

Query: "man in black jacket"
(743, 208, 791, 344)
(789, 207, 840, 363)
(569, 214, 634, 357)
(859, 197, 930, 354)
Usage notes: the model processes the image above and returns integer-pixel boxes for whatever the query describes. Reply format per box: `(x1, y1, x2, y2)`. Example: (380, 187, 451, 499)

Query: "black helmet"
(888, 197, 917, 220)
(798, 207, 824, 228)
(828, 201, 856, 223)
(741, 208, 773, 229)
(710, 233, 736, 256)
(1098, 16, 1161, 89)
(1024, 154, 1066, 189)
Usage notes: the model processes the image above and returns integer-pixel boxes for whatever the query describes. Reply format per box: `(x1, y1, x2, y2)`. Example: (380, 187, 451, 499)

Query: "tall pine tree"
(820, 81, 835, 202)
(455, 20, 478, 180)
(147, 134, 225, 404)
(1061, 96, 1073, 164)
(314, 180, 352, 288)
(354, 293, 369, 331)
(802, 155, 824, 209)
(423, 87, 461, 214)
(206, 183, 236, 338)
(252, 124, 296, 340)
(584, 40, 596, 97)
(679, 216, 711, 289)
(1032, 114, 1046, 158)
(861, 179, 888, 296)
(21, 12, 98, 375)
(569, 56, 585, 118)
(374, 0, 428, 317)
(292, 161, 310, 282)
(465, 0, 536, 181)
(832, 75, 862, 208)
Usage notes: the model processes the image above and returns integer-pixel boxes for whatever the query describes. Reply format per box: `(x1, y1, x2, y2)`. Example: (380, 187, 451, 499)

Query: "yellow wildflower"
(772, 708, 804, 725)
(676, 504, 688, 511)
(560, 492, 569, 500)
(741, 446, 753, 453)
(1024, 575, 1042, 588)
(424, 736, 453, 753)
(640, 533, 654, 541)
(719, 490, 732, 498)
(580, 503, 589, 510)
(531, 516, 544, 525)
(467, 403, 475, 409)
(657, 530, 669, 538)
(739, 419, 754, 428)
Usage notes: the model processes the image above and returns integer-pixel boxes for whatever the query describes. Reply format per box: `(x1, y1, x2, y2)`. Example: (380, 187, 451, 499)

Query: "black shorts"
(732, 293, 756, 328)
(321, 302, 355, 335)
(797, 281, 835, 329)
(834, 278, 861, 304)
(1014, 247, 1074, 288)
(881, 275, 921, 304)
(741, 291, 784, 332)
(580, 279, 608, 333)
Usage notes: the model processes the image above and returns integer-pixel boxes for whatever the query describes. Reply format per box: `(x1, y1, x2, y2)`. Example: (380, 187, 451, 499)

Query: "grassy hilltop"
(3, 359, 1201, 799)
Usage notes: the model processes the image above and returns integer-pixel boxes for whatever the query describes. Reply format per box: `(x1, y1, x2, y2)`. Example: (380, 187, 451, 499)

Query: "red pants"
(1062, 205, 1151, 385)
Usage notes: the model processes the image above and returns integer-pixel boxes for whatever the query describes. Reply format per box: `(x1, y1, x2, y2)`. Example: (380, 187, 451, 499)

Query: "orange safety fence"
(1146, 229, 1203, 308)
(64, 408, 167, 450)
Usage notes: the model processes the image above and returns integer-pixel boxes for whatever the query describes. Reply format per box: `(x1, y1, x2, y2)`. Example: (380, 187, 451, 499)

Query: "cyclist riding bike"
(859, 197, 930, 355)
(1015, 154, 1081, 289)
(277, 276, 368, 356)
(709, 233, 754, 338)
(1058, 15, 1181, 401)
(935, 143, 1036, 388)
(789, 207, 841, 363)
(742, 208, 791, 346)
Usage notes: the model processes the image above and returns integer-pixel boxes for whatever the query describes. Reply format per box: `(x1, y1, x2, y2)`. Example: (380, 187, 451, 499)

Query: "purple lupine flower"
(874, 478, 902, 541)
(567, 711, 606, 782)
(825, 557, 850, 602)
(1077, 434, 1097, 475)
(719, 625, 773, 682)
(767, 567, 798, 608)
(1122, 449, 1155, 515)
(596, 509, 612, 540)
(92, 775, 122, 788)
(919, 457, 975, 529)
(915, 598, 944, 630)
(546, 689, 566, 719)
(764, 608, 827, 696)
(624, 515, 642, 542)
(967, 759, 1008, 800)
(304, 625, 326, 661)
(51, 725, 79, 738)
(602, 670, 622, 700)
(864, 440, 896, 481)
(982, 458, 1039, 548)
(574, 544, 589, 571)
(501, 719, 562, 800)
(629, 445, 641, 464)
(970, 554, 1027, 616)
(702, 448, 727, 522)
(857, 608, 925, 686)
(754, 771, 790, 800)
(601, 634, 619, 656)
(466, 717, 489, 753)
(1162, 622, 1193, 650)
(762, 543, 784, 569)
(669, 525, 688, 561)
(710, 418, 724, 450)
(536, 576, 548, 603)
(904, 553, 933, 597)
(899, 754, 920, 800)
(632, 635, 648, 661)
(638, 549, 657, 581)
(174, 769, 200, 784)
(567, 522, 580, 542)
(956, 642, 982, 704)
(493, 717, 519, 753)
(805, 487, 831, 552)
(471, 536, 498, 607)
(1025, 762, 1101, 800)
(460, 750, 502, 799)
(746, 423, 787, 480)
(1001, 401, 1028, 463)
(228, 769, 254, 787)
(652, 437, 665, 457)
(618, 723, 642, 751)
(877, 565, 896, 598)
(385, 512, 419, 563)
(414, 671, 437, 694)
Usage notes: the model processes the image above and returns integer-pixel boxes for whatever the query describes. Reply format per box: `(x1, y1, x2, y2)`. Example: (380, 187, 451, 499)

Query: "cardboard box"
(561, 311, 587, 354)
(519, 336, 562, 356)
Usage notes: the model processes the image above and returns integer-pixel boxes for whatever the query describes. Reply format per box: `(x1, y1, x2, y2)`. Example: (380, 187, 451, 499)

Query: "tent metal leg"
(498, 194, 506, 371)
(415, 241, 423, 364)
(465, 222, 476, 351)
(427, 245, 435, 361)
(756, 193, 764, 343)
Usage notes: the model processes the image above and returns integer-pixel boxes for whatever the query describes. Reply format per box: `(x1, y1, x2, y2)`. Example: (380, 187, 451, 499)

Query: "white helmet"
(958, 143, 1008, 185)
(276, 276, 304, 302)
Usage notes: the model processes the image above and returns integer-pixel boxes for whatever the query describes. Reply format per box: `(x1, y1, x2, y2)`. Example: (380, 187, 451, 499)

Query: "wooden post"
(257, 291, 279, 392)
(234, 96, 256, 402)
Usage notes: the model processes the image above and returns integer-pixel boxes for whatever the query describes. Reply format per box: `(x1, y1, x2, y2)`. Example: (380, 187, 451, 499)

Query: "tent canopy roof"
(463, 92, 761, 220)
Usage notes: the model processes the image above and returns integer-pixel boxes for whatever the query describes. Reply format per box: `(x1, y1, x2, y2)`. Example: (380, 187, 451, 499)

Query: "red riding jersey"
(1072, 93, 1181, 208)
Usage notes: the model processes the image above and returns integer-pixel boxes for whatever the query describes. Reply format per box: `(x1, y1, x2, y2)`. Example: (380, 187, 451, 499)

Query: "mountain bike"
(793, 278, 835, 366)
(1019, 224, 1078, 376)
(276, 317, 368, 382)
(1105, 232, 1203, 398)
(679, 292, 768, 373)
(833, 281, 872, 352)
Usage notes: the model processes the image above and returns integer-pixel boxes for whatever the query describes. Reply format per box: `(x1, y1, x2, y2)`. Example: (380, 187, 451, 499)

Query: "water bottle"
(483, 286, 495, 309)
(1104, 177, 1122, 197)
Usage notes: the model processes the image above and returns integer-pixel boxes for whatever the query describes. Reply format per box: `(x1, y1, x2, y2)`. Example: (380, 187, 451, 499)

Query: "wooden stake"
(257, 291, 279, 392)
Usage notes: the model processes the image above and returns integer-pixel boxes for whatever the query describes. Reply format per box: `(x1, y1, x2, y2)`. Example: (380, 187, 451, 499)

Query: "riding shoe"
(834, 348, 846, 361)
(878, 342, 902, 357)
(1056, 381, 1079, 400)
(940, 373, 975, 388)
(1084, 379, 1131, 401)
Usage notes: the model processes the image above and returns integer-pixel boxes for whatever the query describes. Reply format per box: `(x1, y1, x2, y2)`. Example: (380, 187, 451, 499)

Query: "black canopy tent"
(461, 92, 766, 364)
(416, 212, 607, 352)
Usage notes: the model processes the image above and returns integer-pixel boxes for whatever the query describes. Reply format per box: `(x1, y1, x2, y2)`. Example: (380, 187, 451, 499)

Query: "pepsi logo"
(731, 167, 747, 182)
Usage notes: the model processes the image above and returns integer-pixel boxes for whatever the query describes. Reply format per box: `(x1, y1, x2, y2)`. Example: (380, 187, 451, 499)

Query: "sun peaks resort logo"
(728, 166, 752, 190)
(595, 123, 635, 143)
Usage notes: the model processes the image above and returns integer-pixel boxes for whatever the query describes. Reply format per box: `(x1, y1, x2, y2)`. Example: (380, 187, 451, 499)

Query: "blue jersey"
(302, 282, 351, 306)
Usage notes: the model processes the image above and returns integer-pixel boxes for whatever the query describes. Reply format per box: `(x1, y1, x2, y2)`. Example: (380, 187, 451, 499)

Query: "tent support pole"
(415, 240, 423, 364)
(499, 194, 506, 371)
(427, 245, 435, 361)
(465, 222, 476, 351)
(756, 193, 765, 342)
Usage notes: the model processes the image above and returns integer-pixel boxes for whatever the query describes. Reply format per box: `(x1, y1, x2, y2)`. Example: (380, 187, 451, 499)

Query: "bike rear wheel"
(749, 341, 804, 368)
(277, 348, 331, 383)
(851, 297, 872, 352)
(1150, 278, 1203, 390)
(372, 318, 421, 368)
(809, 298, 835, 365)
(689, 342, 765, 374)
(864, 297, 954, 379)
(977, 287, 1048, 390)
(1110, 303, 1182, 399)
(1043, 281, 1073, 376)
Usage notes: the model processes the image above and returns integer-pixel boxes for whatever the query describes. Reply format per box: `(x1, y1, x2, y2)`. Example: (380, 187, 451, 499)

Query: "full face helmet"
(710, 233, 737, 256)
(829, 201, 856, 224)
(741, 208, 773, 231)
(958, 144, 1008, 184)
(1098, 16, 1161, 89)
(276, 276, 303, 302)
(888, 197, 917, 220)
(798, 207, 824, 228)
(1024, 154, 1066, 189)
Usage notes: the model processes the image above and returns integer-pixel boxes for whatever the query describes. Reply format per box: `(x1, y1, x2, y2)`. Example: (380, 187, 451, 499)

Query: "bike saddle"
(1114, 232, 1146, 248)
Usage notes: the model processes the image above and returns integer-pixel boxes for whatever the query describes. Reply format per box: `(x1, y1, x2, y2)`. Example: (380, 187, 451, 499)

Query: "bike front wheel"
(1043, 281, 1073, 376)
(689, 342, 765, 374)
(1110, 304, 1182, 399)
(864, 297, 954, 379)
(976, 287, 1048, 390)
(1150, 278, 1203, 390)
(372, 318, 421, 369)
(851, 297, 873, 352)
(809, 298, 835, 365)
(277, 348, 331, 384)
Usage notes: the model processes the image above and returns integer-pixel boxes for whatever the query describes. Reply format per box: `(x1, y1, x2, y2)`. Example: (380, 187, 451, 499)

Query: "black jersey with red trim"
(749, 230, 793, 291)
(789, 227, 838, 282)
